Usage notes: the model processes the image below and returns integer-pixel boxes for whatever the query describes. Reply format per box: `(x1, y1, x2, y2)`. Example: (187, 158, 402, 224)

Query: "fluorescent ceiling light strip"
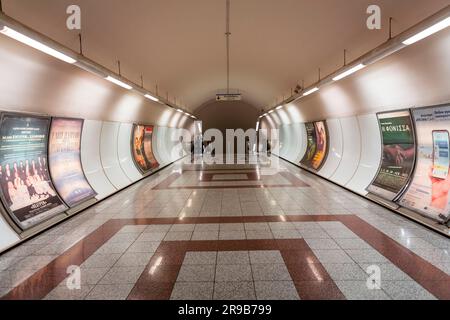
(0, 26, 76, 64)
(177, 109, 183, 113)
(145, 94, 159, 102)
(105, 76, 132, 90)
(276, 106, 283, 110)
(268, 110, 274, 114)
(403, 16, 450, 45)
(303, 87, 319, 96)
(332, 64, 365, 81)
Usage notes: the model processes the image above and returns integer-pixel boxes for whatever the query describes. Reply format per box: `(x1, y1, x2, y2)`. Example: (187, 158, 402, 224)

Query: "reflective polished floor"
(0, 156, 449, 300)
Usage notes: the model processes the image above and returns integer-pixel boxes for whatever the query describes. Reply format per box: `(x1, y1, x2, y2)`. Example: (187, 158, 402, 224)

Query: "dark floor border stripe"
(127, 239, 345, 300)
(2, 214, 449, 300)
(152, 171, 309, 190)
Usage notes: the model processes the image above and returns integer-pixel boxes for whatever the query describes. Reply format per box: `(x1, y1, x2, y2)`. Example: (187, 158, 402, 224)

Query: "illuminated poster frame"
(367, 110, 416, 201)
(0, 112, 68, 230)
(131, 124, 159, 174)
(300, 121, 329, 171)
(48, 117, 97, 208)
(398, 103, 450, 222)
(311, 121, 329, 171)
(300, 122, 317, 168)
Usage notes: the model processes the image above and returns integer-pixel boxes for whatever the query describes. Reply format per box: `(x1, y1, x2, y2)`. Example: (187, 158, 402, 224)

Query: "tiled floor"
(0, 156, 449, 300)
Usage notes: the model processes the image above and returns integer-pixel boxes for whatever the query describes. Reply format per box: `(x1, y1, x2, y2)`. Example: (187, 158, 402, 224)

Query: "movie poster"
(399, 104, 450, 221)
(0, 113, 67, 230)
(311, 121, 328, 170)
(48, 118, 96, 207)
(132, 124, 159, 174)
(300, 122, 317, 168)
(367, 111, 416, 201)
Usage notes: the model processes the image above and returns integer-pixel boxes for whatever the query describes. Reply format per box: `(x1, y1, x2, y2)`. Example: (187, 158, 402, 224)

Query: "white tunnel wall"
(100, 122, 133, 190)
(0, 33, 195, 254)
(152, 126, 164, 168)
(329, 117, 362, 186)
(317, 119, 343, 179)
(277, 123, 306, 164)
(284, 124, 295, 161)
(278, 125, 290, 160)
(294, 123, 308, 164)
(81, 120, 117, 200)
(156, 127, 170, 165)
(290, 123, 304, 163)
(118, 123, 144, 182)
(346, 114, 382, 195)
(0, 215, 20, 252)
(168, 128, 183, 163)
(275, 114, 382, 196)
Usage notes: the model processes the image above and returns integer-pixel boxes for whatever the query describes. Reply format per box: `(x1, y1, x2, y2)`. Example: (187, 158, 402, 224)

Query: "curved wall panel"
(346, 114, 382, 195)
(285, 124, 295, 161)
(317, 119, 343, 179)
(118, 123, 143, 182)
(100, 122, 131, 190)
(81, 120, 116, 200)
(329, 117, 361, 186)
(157, 127, 170, 165)
(286, 124, 299, 163)
(169, 128, 185, 162)
(294, 123, 308, 164)
(278, 124, 290, 160)
(152, 126, 164, 168)
(100, 122, 132, 190)
(0, 215, 20, 251)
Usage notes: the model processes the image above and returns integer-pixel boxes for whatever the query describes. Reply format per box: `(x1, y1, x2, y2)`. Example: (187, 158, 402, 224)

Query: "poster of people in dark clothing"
(0, 113, 67, 230)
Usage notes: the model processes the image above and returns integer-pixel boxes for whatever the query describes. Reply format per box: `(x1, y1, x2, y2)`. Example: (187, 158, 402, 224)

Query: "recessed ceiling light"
(403, 17, 450, 45)
(144, 94, 159, 102)
(303, 87, 319, 96)
(0, 26, 77, 64)
(332, 64, 365, 81)
(105, 76, 132, 90)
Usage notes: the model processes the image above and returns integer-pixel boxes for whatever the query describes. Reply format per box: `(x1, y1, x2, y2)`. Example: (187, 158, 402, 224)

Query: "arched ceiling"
(2, 0, 449, 112)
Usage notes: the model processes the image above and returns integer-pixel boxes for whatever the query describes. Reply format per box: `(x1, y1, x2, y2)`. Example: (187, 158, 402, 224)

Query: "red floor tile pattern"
(2, 215, 450, 300)
(127, 239, 344, 300)
(152, 170, 309, 190)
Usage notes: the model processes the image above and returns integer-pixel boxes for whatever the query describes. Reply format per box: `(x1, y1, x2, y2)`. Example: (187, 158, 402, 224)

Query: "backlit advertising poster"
(48, 118, 96, 207)
(300, 122, 317, 168)
(399, 104, 450, 221)
(301, 121, 328, 171)
(367, 111, 416, 201)
(132, 125, 159, 174)
(311, 121, 328, 170)
(0, 113, 67, 230)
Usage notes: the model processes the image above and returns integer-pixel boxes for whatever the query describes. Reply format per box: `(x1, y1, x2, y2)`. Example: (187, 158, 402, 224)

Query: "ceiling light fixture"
(144, 94, 159, 102)
(303, 87, 319, 96)
(276, 106, 283, 110)
(332, 63, 365, 81)
(176, 109, 183, 113)
(0, 26, 77, 64)
(268, 110, 274, 114)
(105, 76, 132, 90)
(403, 16, 450, 45)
